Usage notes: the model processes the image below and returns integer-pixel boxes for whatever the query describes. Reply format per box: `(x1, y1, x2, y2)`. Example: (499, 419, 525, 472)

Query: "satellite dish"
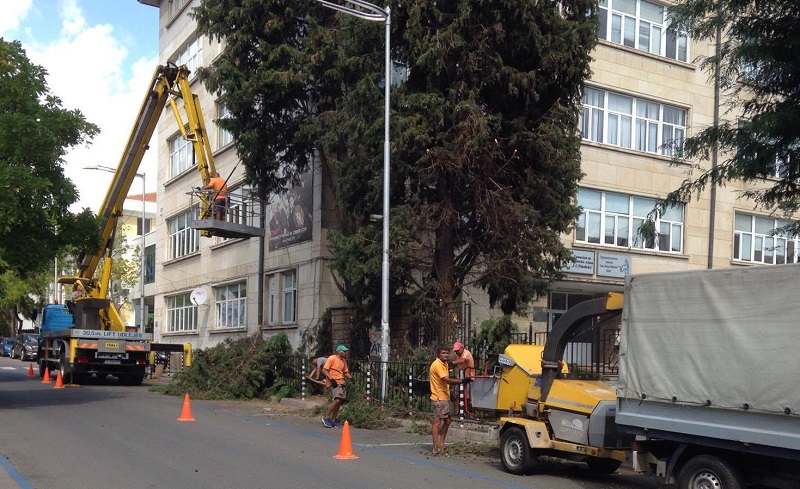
(190, 287, 208, 305)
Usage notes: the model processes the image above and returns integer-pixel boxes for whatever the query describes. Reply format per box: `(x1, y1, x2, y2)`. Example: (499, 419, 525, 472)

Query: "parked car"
(1, 337, 16, 357)
(12, 334, 39, 362)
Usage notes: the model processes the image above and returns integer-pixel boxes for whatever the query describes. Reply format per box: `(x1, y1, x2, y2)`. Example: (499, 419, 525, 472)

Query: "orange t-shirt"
(207, 176, 228, 199)
(323, 354, 349, 386)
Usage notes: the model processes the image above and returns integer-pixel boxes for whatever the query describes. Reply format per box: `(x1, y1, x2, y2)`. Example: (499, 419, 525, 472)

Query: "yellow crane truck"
(473, 264, 800, 489)
(38, 63, 221, 385)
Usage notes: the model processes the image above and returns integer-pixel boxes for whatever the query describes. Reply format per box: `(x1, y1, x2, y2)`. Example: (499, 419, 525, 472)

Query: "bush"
(163, 333, 295, 400)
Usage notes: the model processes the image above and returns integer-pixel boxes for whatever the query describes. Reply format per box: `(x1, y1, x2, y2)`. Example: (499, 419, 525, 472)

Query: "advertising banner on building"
(268, 170, 313, 250)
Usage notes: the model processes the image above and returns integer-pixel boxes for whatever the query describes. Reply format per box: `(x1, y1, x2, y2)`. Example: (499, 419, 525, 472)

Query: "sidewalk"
(279, 396, 500, 445)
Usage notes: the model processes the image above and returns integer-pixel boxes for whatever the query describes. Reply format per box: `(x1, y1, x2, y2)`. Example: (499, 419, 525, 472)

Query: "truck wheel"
(38, 359, 46, 378)
(59, 353, 72, 381)
(586, 457, 622, 474)
(500, 426, 536, 475)
(678, 454, 745, 489)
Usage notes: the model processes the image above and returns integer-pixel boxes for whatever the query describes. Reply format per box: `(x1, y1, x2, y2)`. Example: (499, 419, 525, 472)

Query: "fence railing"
(275, 328, 620, 416)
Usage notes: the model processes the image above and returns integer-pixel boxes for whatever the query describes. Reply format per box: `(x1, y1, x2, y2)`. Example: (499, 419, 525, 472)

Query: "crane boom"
(79, 63, 216, 280)
(59, 63, 217, 333)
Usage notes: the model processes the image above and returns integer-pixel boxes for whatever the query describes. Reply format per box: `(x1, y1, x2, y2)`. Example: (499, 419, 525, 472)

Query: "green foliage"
(471, 316, 515, 372)
(339, 389, 402, 430)
(192, 0, 597, 343)
(0, 39, 100, 276)
(663, 0, 800, 233)
(164, 333, 295, 400)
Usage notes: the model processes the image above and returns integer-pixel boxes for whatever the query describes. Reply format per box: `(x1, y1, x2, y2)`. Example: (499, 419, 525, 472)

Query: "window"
(214, 282, 247, 328)
(228, 186, 256, 227)
(136, 217, 154, 236)
(282, 271, 296, 323)
(167, 0, 191, 22)
(576, 188, 684, 253)
(733, 212, 799, 264)
(175, 37, 202, 76)
(167, 208, 200, 260)
(144, 244, 155, 284)
(268, 275, 276, 325)
(266, 270, 297, 326)
(217, 102, 233, 149)
(581, 87, 685, 156)
(548, 292, 595, 332)
(167, 293, 197, 333)
(597, 0, 689, 62)
(169, 134, 193, 178)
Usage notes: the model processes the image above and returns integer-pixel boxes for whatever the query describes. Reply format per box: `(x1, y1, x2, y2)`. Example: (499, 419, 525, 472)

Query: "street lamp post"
(84, 165, 147, 334)
(313, 0, 392, 400)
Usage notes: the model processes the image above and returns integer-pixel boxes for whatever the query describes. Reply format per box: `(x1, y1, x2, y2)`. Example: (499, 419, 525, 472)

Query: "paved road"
(0, 357, 662, 489)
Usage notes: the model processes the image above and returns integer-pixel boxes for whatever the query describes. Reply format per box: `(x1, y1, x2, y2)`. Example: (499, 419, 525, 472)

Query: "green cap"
(336, 345, 349, 352)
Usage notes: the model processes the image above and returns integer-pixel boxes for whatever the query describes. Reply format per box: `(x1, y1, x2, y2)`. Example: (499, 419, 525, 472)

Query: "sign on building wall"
(564, 249, 595, 275)
(268, 170, 313, 250)
(597, 252, 631, 278)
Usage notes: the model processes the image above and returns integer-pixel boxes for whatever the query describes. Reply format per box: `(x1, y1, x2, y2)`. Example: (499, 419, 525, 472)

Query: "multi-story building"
(124, 192, 158, 331)
(137, 0, 798, 354)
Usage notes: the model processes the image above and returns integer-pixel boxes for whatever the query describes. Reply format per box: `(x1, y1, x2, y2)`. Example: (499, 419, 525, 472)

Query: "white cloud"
(0, 0, 33, 35)
(17, 1, 158, 212)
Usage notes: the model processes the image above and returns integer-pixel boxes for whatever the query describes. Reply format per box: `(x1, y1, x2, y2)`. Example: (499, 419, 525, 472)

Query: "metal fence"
(275, 326, 620, 416)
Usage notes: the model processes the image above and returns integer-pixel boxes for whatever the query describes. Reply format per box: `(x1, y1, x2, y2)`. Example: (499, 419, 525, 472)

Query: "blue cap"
(336, 345, 349, 352)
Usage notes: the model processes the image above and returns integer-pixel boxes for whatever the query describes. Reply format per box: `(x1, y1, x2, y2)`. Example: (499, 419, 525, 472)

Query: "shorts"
(213, 198, 228, 217)
(330, 385, 347, 401)
(433, 400, 451, 419)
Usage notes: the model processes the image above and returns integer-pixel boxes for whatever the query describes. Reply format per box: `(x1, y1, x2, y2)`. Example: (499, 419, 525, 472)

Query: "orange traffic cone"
(177, 394, 195, 422)
(54, 370, 64, 389)
(333, 420, 358, 460)
(42, 368, 51, 383)
(27, 363, 34, 377)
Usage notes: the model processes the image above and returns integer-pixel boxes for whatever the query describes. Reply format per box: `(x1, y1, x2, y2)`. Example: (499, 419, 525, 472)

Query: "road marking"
(0, 367, 18, 370)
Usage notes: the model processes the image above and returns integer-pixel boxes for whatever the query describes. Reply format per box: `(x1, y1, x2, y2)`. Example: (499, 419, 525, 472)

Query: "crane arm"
(78, 64, 216, 280)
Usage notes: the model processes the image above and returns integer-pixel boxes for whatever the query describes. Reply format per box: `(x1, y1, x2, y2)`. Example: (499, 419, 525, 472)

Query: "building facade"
(137, 0, 798, 354)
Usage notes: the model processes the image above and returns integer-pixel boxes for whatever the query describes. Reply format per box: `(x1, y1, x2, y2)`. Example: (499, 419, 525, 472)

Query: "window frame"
(581, 86, 686, 157)
(169, 133, 193, 178)
(167, 208, 200, 260)
(733, 212, 799, 264)
(166, 292, 197, 333)
(216, 102, 233, 149)
(214, 281, 247, 329)
(597, 0, 689, 62)
(175, 37, 202, 76)
(576, 188, 684, 253)
(265, 270, 298, 326)
(144, 244, 155, 284)
(282, 270, 297, 324)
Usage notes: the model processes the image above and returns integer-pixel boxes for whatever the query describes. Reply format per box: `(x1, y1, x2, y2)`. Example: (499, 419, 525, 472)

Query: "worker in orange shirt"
(322, 345, 352, 428)
(202, 171, 228, 220)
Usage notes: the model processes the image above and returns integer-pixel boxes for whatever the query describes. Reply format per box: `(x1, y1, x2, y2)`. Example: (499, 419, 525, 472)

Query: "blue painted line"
(0, 455, 34, 489)
(202, 405, 532, 489)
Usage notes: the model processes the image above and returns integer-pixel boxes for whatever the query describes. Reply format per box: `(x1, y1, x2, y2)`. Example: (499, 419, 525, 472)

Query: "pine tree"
(666, 0, 800, 233)
(193, 1, 597, 340)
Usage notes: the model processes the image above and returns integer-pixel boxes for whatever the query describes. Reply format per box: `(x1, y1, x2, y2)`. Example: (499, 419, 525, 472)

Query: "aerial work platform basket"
(189, 188, 263, 239)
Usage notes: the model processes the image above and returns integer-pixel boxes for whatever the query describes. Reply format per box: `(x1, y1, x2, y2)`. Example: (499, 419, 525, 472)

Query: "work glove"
(330, 379, 338, 387)
(462, 378, 472, 385)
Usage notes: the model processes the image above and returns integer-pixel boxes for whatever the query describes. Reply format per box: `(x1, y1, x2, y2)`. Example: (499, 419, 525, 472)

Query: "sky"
(1, 0, 160, 212)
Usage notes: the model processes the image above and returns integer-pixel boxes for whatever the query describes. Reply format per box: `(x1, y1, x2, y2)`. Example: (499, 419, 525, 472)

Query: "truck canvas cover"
(618, 264, 800, 450)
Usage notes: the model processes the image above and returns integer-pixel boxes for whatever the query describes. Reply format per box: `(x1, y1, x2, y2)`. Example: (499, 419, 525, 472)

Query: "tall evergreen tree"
(193, 1, 597, 341)
(667, 0, 800, 233)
